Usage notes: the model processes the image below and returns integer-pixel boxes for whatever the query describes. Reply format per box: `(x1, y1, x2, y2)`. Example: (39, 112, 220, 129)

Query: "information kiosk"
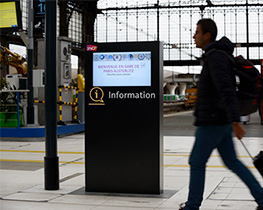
(85, 41, 163, 194)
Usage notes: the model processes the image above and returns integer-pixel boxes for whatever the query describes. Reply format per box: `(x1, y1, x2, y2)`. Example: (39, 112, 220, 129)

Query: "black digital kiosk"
(85, 41, 163, 194)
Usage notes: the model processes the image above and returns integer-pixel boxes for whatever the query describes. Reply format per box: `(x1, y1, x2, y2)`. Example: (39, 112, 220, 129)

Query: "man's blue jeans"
(184, 124, 263, 210)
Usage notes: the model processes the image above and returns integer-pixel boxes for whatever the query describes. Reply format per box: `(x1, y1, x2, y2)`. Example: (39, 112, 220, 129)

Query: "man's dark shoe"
(179, 203, 185, 210)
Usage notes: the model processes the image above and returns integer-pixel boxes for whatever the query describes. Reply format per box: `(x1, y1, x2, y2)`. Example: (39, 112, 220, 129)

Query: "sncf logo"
(86, 45, 97, 51)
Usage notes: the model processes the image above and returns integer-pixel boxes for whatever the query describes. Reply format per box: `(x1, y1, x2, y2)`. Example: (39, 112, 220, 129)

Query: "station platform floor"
(0, 111, 263, 210)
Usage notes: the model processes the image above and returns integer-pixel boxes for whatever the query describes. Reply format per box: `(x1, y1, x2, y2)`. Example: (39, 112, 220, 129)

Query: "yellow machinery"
(77, 73, 85, 92)
(0, 45, 27, 76)
(184, 86, 198, 108)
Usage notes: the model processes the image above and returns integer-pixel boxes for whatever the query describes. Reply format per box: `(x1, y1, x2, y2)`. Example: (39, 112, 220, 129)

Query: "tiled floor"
(0, 133, 262, 210)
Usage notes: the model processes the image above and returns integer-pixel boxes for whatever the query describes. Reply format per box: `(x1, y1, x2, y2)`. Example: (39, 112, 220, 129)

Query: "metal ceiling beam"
(99, 3, 262, 11)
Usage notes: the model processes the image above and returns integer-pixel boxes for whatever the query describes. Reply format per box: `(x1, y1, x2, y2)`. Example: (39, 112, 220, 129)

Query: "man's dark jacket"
(194, 36, 240, 126)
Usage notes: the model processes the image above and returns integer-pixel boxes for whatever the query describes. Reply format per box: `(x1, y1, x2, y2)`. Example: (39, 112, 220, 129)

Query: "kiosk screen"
(93, 51, 151, 87)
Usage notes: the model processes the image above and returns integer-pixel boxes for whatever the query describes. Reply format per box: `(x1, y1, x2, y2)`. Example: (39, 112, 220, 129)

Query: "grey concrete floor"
(164, 111, 263, 137)
(0, 110, 263, 210)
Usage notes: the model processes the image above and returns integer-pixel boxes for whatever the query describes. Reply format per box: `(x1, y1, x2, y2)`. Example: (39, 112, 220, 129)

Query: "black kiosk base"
(85, 41, 163, 194)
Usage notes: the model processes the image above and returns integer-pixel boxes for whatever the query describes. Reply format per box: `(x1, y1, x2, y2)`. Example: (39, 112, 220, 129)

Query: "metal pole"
(261, 59, 263, 125)
(16, 92, 20, 128)
(157, 0, 159, 41)
(246, 0, 249, 59)
(27, 0, 34, 124)
(44, 0, 59, 190)
(240, 139, 254, 160)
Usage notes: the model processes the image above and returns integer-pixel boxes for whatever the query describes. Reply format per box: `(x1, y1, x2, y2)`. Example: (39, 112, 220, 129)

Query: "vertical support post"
(27, 0, 34, 124)
(261, 59, 263, 125)
(75, 89, 78, 120)
(71, 87, 80, 123)
(57, 87, 66, 125)
(59, 88, 62, 122)
(157, 0, 160, 41)
(16, 92, 20, 128)
(246, 0, 249, 59)
(44, 0, 59, 190)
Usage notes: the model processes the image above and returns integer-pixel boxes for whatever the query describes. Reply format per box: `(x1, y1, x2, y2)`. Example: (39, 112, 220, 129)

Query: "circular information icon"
(100, 54, 105, 60)
(113, 54, 122, 61)
(138, 54, 145, 60)
(89, 87, 104, 103)
(128, 54, 133, 60)
(94, 55, 99, 61)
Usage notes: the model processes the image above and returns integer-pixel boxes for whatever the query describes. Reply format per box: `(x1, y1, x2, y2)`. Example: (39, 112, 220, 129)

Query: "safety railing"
(34, 85, 80, 125)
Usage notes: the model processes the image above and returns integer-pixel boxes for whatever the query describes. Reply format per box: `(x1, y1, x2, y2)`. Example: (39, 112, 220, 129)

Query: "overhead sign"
(0, 0, 22, 32)
(33, 0, 45, 34)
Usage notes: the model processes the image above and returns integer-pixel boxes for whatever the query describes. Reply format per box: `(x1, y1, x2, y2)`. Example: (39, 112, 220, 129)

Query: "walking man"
(179, 18, 263, 210)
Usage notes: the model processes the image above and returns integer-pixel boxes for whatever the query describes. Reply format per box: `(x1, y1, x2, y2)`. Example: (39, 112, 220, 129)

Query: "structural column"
(166, 83, 178, 95)
(44, 0, 59, 190)
(27, 0, 34, 124)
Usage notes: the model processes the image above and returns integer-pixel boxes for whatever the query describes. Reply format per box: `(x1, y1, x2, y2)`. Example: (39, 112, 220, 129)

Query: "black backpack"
(207, 49, 263, 116)
(228, 54, 262, 116)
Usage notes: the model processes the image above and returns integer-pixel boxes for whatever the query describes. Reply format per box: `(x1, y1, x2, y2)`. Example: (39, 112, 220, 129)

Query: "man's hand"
(232, 123, 246, 140)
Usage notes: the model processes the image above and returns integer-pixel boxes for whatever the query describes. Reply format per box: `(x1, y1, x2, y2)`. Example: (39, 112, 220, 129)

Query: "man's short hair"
(197, 18, 218, 41)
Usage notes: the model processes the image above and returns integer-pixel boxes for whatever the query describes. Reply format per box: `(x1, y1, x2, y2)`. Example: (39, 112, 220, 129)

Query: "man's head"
(193, 18, 217, 50)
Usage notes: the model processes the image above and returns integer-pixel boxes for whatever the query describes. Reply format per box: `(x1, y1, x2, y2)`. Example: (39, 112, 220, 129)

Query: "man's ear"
(204, 32, 212, 42)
